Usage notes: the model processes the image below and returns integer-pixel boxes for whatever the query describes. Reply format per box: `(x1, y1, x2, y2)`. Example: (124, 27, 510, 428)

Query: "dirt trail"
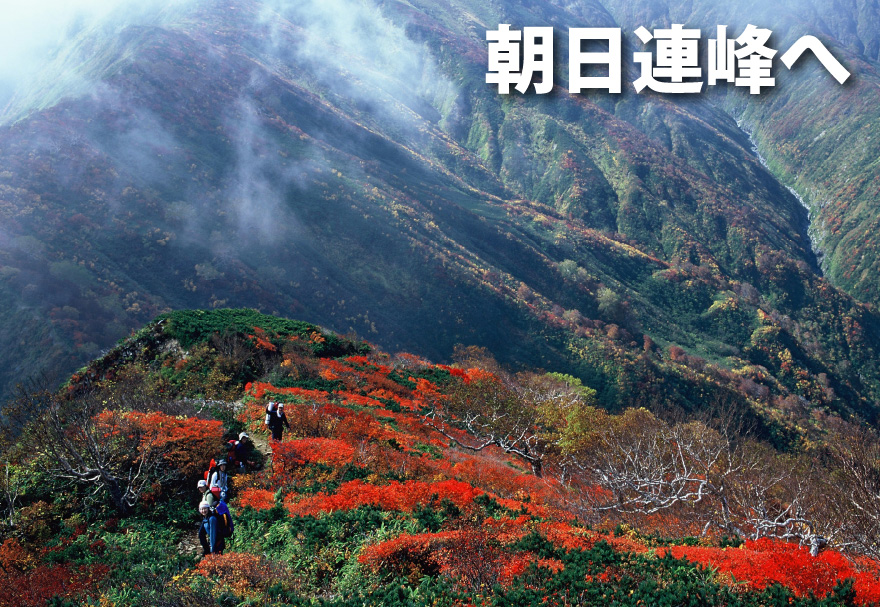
(250, 431, 272, 466)
(179, 406, 274, 557)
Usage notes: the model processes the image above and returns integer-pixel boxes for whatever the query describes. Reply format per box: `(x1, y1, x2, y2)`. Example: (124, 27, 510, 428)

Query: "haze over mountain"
(1, 0, 879, 434)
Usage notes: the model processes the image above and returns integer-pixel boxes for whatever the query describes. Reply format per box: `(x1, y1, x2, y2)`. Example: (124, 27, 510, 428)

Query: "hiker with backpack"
(209, 459, 229, 501)
(265, 401, 291, 441)
(198, 501, 232, 556)
(197, 479, 216, 507)
(215, 498, 233, 539)
(223, 433, 255, 471)
(234, 432, 253, 470)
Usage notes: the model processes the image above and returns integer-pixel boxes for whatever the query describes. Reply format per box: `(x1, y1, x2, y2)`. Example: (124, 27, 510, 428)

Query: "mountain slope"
(0, 0, 879, 427)
(4, 309, 880, 605)
(601, 0, 880, 305)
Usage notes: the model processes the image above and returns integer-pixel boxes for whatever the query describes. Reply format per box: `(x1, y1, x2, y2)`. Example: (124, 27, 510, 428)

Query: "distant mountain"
(1, 0, 879, 429)
(602, 0, 880, 309)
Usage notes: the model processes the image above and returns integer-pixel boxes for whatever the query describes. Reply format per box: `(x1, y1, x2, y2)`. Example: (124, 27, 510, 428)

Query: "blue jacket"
(201, 512, 222, 553)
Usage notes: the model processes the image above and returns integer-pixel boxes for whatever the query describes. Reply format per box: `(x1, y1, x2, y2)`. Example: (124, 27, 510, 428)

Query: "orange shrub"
(359, 526, 563, 590)
(662, 538, 880, 603)
(125, 411, 225, 478)
(358, 444, 450, 482)
(332, 412, 405, 446)
(246, 382, 331, 403)
(272, 438, 358, 486)
(287, 479, 482, 517)
(0, 563, 109, 607)
(279, 438, 356, 467)
(195, 552, 302, 597)
(0, 539, 37, 572)
(237, 488, 276, 511)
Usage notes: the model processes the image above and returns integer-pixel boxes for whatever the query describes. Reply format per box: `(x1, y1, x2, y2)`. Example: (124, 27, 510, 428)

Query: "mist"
(260, 0, 457, 123)
(0, 0, 195, 119)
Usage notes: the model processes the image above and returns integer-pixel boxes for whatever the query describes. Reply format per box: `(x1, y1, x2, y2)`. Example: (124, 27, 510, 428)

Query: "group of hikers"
(196, 400, 291, 556)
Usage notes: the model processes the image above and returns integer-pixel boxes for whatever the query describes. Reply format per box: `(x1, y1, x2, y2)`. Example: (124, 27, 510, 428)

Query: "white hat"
(197, 480, 207, 489)
(239, 432, 249, 440)
(198, 501, 211, 511)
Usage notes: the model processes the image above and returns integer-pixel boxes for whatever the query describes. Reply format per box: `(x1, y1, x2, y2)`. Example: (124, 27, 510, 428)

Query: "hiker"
(209, 459, 229, 501)
(234, 432, 252, 471)
(197, 479, 216, 507)
(265, 401, 291, 441)
(198, 501, 226, 556)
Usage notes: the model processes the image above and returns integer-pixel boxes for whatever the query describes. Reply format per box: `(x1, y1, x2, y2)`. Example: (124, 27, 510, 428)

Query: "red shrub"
(0, 562, 108, 607)
(124, 411, 225, 478)
(247, 382, 331, 403)
(194, 552, 301, 596)
(359, 526, 563, 590)
(0, 539, 36, 572)
(272, 438, 358, 485)
(293, 438, 355, 465)
(247, 327, 278, 351)
(287, 479, 483, 516)
(238, 488, 276, 511)
(663, 538, 880, 603)
(332, 412, 403, 446)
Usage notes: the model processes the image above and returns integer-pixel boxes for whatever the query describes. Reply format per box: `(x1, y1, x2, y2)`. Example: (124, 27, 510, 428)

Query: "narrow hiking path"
(179, 410, 272, 557)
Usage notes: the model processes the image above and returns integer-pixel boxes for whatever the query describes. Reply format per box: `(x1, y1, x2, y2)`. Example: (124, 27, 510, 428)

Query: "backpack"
(204, 458, 218, 482)
(266, 402, 282, 426)
(216, 501, 234, 538)
(226, 440, 239, 464)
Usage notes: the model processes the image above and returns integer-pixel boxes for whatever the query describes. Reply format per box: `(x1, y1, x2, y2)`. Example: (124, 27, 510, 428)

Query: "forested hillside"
(0, 0, 879, 430)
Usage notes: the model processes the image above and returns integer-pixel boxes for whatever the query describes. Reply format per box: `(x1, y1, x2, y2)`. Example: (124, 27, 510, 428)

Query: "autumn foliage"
(124, 411, 225, 478)
(286, 479, 483, 517)
(193, 552, 302, 598)
(663, 539, 880, 603)
(358, 526, 563, 590)
(0, 540, 108, 607)
(237, 488, 276, 511)
(10, 311, 880, 606)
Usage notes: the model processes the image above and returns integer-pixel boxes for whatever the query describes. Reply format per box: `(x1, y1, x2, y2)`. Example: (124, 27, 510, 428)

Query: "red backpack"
(226, 440, 239, 465)
(204, 458, 218, 482)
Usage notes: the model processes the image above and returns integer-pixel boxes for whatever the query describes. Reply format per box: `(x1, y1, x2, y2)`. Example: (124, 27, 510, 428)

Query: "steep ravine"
(738, 120, 826, 275)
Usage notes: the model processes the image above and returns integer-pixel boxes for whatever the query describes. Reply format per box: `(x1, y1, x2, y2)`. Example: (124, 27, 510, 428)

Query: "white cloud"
(0, 0, 193, 113)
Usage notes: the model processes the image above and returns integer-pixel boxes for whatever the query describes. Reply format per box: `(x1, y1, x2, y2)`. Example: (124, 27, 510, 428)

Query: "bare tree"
(423, 370, 588, 477)
(21, 384, 169, 515)
(424, 370, 545, 475)
(823, 423, 880, 559)
(563, 408, 832, 551)
(725, 448, 833, 554)
(568, 411, 732, 519)
(0, 461, 23, 528)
